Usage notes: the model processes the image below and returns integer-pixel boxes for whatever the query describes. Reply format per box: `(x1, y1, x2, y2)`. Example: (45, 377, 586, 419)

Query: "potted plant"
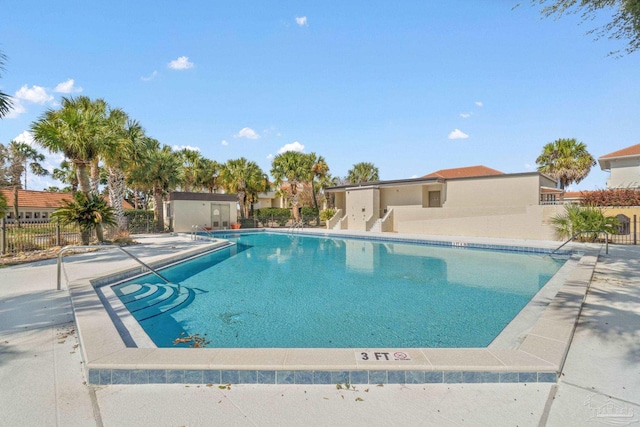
(230, 223, 241, 230)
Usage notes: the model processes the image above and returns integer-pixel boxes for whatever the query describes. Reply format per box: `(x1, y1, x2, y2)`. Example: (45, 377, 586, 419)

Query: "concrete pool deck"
(1, 232, 639, 426)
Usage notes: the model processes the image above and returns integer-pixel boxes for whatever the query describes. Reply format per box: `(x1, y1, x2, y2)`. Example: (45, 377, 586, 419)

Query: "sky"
(1, 1, 639, 192)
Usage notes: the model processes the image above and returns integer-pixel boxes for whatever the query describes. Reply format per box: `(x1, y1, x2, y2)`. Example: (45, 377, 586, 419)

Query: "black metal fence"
(0, 215, 157, 256)
(240, 214, 321, 229)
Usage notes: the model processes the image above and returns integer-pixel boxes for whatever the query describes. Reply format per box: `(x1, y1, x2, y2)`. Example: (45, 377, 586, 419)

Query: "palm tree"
(52, 160, 79, 192)
(197, 158, 221, 193)
(219, 158, 267, 219)
(309, 153, 330, 223)
(347, 162, 379, 184)
(270, 151, 314, 221)
(31, 96, 109, 195)
(177, 148, 204, 192)
(0, 50, 12, 118)
(3, 141, 49, 226)
(129, 144, 182, 231)
(536, 138, 596, 190)
(52, 192, 116, 244)
(101, 109, 150, 230)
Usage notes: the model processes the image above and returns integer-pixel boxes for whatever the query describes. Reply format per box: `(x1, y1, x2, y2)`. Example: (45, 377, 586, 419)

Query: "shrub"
(580, 188, 640, 206)
(552, 205, 621, 242)
(255, 207, 291, 226)
(319, 208, 337, 222)
(124, 209, 154, 233)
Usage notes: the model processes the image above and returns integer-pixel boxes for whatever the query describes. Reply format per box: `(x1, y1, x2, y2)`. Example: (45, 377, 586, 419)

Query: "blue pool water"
(113, 233, 567, 348)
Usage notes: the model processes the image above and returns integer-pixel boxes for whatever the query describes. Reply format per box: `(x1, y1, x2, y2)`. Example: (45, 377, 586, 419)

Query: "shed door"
(211, 204, 230, 229)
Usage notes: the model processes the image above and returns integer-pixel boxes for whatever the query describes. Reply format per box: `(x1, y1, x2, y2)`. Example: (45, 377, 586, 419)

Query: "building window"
(34, 212, 41, 219)
(25, 212, 32, 219)
(42, 212, 49, 219)
(7, 212, 13, 219)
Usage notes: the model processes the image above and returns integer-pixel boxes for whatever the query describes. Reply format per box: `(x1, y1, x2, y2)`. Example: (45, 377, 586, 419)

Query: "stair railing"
(551, 231, 609, 255)
(56, 244, 178, 291)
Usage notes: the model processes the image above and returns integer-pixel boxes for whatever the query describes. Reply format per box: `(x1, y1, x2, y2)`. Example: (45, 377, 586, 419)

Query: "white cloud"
(221, 140, 229, 146)
(5, 100, 26, 118)
(14, 130, 35, 145)
(15, 85, 53, 104)
(266, 154, 274, 159)
(524, 163, 533, 170)
(448, 129, 469, 140)
(295, 16, 308, 26)
(475, 101, 483, 107)
(168, 56, 194, 70)
(172, 145, 201, 152)
(234, 127, 260, 139)
(460, 112, 472, 119)
(277, 141, 305, 153)
(141, 71, 158, 81)
(54, 78, 83, 93)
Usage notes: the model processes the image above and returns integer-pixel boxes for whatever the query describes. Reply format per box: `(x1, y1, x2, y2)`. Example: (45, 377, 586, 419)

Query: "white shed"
(164, 192, 238, 232)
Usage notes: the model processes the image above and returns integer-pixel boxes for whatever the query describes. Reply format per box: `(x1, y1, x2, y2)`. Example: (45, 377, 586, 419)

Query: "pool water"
(113, 233, 566, 348)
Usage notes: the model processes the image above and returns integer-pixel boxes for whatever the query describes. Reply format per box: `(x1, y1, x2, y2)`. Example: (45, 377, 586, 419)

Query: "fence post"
(56, 223, 61, 247)
(1, 218, 5, 255)
(635, 215, 637, 246)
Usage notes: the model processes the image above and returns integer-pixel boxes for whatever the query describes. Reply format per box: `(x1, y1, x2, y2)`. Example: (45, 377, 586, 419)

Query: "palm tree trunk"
(13, 185, 20, 228)
(107, 166, 127, 231)
(75, 162, 91, 195)
(153, 187, 164, 232)
(90, 158, 100, 195)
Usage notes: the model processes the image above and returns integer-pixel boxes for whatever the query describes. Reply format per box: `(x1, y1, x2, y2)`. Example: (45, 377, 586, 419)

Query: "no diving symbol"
(393, 352, 409, 360)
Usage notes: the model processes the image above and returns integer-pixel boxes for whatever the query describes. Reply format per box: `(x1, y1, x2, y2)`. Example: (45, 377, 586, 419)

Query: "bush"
(255, 207, 291, 226)
(124, 210, 154, 233)
(580, 188, 640, 207)
(552, 205, 621, 242)
(319, 208, 337, 222)
(300, 206, 318, 217)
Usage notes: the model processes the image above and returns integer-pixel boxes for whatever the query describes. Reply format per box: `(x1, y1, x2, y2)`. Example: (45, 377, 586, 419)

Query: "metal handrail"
(288, 220, 304, 235)
(56, 244, 176, 291)
(551, 230, 609, 255)
(191, 224, 214, 240)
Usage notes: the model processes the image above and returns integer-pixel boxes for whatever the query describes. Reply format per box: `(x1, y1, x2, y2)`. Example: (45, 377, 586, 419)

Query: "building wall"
(606, 158, 640, 188)
(345, 187, 380, 231)
(379, 184, 423, 207)
(443, 174, 544, 208)
(167, 200, 238, 232)
(392, 204, 564, 240)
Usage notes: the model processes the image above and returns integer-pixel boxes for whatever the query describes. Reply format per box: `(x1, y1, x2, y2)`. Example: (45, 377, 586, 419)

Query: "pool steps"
(113, 283, 196, 322)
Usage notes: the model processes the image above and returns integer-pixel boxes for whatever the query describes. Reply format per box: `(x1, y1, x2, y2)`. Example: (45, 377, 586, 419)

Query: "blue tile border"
(87, 369, 559, 385)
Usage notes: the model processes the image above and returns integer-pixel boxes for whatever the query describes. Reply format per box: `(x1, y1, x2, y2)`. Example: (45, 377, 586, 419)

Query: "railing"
(288, 220, 304, 234)
(191, 224, 214, 240)
(551, 231, 609, 255)
(56, 244, 177, 291)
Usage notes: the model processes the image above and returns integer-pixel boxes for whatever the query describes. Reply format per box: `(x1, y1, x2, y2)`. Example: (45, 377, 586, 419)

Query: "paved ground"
(0, 235, 638, 426)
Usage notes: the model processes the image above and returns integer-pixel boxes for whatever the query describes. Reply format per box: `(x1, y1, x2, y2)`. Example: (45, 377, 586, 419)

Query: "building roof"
(168, 191, 237, 202)
(421, 165, 504, 179)
(599, 143, 640, 170)
(0, 189, 134, 210)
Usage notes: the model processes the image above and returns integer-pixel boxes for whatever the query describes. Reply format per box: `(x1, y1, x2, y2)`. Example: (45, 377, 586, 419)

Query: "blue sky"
(1, 1, 638, 192)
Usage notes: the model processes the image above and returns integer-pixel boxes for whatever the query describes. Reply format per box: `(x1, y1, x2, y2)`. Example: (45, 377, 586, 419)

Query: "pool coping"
(67, 231, 599, 385)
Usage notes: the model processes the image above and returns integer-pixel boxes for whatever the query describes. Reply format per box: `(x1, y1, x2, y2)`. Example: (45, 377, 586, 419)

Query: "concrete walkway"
(0, 235, 638, 426)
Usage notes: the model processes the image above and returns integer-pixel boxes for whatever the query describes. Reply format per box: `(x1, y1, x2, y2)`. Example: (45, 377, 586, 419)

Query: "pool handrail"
(56, 244, 176, 291)
(551, 230, 609, 255)
(191, 224, 214, 240)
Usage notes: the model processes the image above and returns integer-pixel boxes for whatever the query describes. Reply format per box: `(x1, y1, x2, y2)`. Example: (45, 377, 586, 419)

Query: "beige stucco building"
(598, 143, 640, 189)
(164, 192, 238, 232)
(325, 166, 565, 240)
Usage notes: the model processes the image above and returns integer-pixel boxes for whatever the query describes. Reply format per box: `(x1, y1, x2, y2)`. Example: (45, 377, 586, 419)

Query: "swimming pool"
(112, 232, 567, 349)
